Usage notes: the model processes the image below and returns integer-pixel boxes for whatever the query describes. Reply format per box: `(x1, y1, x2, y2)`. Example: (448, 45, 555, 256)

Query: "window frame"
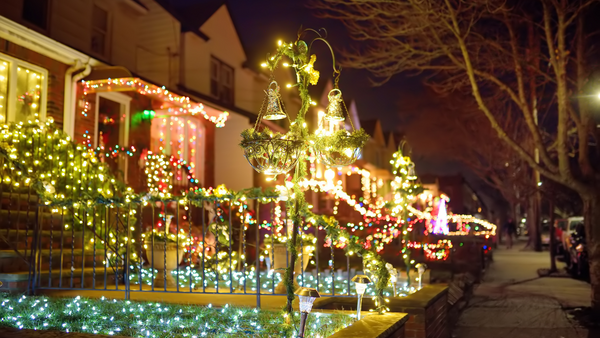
(209, 56, 234, 105)
(90, 3, 111, 58)
(0, 52, 48, 123)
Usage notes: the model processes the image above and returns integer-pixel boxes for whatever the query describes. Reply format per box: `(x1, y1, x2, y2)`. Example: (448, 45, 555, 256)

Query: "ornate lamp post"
(240, 28, 368, 313)
(295, 287, 321, 338)
(351, 274, 371, 320)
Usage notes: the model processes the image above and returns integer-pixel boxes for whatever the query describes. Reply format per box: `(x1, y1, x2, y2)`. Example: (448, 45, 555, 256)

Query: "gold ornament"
(301, 54, 320, 85)
(325, 89, 345, 122)
(263, 81, 287, 120)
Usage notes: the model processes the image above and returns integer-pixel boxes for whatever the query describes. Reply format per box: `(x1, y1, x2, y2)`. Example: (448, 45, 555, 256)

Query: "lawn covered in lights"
(0, 295, 354, 338)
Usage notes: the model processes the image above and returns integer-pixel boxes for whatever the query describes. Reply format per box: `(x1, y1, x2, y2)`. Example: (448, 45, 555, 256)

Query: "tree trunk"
(534, 193, 542, 252)
(548, 198, 557, 273)
(582, 190, 600, 312)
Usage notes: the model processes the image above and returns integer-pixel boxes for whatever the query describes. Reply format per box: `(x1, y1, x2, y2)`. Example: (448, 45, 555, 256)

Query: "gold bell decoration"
(263, 81, 287, 120)
(407, 162, 417, 180)
(325, 89, 345, 122)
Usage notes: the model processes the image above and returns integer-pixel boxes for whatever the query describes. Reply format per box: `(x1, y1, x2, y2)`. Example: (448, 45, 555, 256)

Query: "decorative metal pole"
(240, 28, 369, 313)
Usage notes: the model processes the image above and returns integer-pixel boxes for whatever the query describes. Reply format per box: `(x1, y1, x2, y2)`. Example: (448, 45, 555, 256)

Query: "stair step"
(0, 249, 110, 273)
(0, 229, 84, 237)
(0, 248, 107, 258)
(0, 230, 87, 250)
(1, 191, 39, 201)
(0, 267, 119, 282)
(0, 209, 55, 219)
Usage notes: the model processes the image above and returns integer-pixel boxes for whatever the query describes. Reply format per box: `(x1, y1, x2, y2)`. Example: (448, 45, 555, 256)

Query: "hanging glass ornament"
(263, 81, 287, 120)
(407, 162, 417, 180)
(325, 89, 345, 122)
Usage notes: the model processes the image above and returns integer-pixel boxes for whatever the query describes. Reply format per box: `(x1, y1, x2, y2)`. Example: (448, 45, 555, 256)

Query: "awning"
(82, 74, 228, 127)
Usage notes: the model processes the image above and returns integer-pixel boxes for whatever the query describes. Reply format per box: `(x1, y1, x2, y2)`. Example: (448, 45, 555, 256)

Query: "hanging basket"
(241, 135, 303, 175)
(316, 144, 362, 168)
(312, 89, 368, 167)
(313, 129, 367, 168)
(240, 79, 303, 175)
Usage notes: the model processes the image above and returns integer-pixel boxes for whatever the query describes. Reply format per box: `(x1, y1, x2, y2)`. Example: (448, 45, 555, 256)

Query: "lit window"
(210, 57, 234, 105)
(151, 113, 205, 188)
(91, 5, 109, 56)
(0, 54, 47, 123)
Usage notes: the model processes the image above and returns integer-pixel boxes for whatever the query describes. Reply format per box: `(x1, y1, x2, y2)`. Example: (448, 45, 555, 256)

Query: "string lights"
(82, 78, 229, 128)
(0, 295, 353, 338)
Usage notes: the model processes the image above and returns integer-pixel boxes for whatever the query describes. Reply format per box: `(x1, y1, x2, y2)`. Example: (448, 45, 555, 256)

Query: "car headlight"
(576, 244, 585, 253)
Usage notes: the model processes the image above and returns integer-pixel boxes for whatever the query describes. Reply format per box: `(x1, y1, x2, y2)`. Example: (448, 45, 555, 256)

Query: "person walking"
(504, 218, 517, 249)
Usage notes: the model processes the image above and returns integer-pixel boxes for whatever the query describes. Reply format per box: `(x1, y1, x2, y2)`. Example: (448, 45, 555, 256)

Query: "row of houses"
(0, 0, 401, 217)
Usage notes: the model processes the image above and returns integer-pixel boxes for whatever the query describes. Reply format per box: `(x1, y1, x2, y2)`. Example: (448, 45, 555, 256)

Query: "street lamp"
(295, 287, 320, 338)
(351, 274, 372, 320)
(416, 263, 427, 289)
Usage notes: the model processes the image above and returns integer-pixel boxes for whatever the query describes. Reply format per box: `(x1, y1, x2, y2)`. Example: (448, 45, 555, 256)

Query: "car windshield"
(557, 220, 567, 230)
(570, 221, 583, 231)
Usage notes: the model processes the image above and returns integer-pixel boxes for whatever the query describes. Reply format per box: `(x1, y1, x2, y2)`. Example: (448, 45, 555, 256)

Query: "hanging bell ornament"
(407, 162, 417, 180)
(325, 89, 345, 122)
(263, 81, 286, 120)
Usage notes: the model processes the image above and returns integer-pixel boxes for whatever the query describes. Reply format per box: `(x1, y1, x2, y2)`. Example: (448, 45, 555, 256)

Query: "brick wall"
(74, 83, 96, 145)
(0, 38, 69, 127)
(425, 291, 449, 338)
(314, 285, 449, 338)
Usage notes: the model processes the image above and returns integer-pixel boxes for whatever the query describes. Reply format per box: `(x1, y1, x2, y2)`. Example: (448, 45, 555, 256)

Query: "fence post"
(255, 200, 261, 309)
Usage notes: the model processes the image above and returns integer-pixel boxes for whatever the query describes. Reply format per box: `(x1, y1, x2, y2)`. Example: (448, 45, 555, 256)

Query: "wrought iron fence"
(2, 193, 396, 307)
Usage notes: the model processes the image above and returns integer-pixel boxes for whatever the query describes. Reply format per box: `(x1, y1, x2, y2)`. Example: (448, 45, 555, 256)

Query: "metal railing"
(5, 197, 379, 307)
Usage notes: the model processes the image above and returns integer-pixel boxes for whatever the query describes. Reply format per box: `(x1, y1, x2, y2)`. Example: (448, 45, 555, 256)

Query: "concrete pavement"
(452, 239, 597, 338)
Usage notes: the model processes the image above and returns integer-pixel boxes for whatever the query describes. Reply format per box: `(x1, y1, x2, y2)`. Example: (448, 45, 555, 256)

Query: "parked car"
(566, 222, 588, 279)
(561, 216, 584, 255)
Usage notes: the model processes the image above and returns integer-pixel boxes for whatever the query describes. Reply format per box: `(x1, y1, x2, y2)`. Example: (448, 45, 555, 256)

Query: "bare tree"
(403, 92, 540, 244)
(313, 0, 600, 309)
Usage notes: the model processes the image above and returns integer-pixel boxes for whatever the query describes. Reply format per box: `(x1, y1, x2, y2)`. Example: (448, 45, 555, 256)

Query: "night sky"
(222, 0, 425, 134)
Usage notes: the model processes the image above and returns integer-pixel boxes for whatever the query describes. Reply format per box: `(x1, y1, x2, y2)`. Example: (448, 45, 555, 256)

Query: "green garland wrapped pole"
(240, 29, 369, 313)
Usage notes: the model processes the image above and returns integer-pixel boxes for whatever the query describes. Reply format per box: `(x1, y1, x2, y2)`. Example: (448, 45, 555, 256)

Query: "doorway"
(95, 92, 131, 182)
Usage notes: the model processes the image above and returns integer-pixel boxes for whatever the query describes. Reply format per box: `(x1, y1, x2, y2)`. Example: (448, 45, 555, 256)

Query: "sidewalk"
(452, 239, 596, 338)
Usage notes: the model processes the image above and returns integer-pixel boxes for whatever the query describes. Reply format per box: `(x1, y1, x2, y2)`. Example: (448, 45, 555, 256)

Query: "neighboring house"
(420, 174, 487, 217)
(0, 0, 298, 194)
(0, 0, 397, 219)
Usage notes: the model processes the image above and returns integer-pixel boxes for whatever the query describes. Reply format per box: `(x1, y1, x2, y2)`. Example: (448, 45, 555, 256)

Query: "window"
(210, 57, 234, 105)
(22, 0, 50, 30)
(91, 4, 109, 56)
(0, 54, 47, 123)
(151, 113, 205, 187)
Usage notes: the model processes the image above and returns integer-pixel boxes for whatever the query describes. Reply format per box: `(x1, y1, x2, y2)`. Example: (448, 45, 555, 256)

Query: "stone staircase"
(0, 186, 118, 291)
